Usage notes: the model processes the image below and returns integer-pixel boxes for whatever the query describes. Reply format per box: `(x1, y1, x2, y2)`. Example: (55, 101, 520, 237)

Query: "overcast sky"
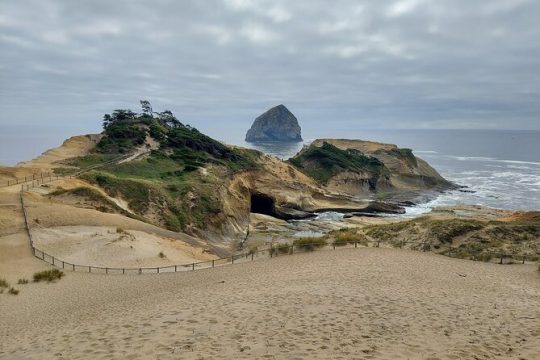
(1, 0, 540, 163)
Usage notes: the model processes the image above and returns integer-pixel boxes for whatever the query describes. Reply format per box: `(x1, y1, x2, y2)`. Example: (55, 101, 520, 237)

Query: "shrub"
(293, 237, 327, 252)
(33, 269, 65, 283)
(116, 227, 125, 233)
(333, 229, 367, 246)
(17, 278, 29, 285)
(158, 251, 166, 258)
(270, 243, 292, 255)
(288, 142, 385, 184)
(8, 287, 19, 295)
(476, 253, 493, 262)
(0, 278, 8, 288)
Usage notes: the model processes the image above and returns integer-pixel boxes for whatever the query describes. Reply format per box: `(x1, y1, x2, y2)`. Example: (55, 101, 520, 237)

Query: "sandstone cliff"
(290, 139, 455, 198)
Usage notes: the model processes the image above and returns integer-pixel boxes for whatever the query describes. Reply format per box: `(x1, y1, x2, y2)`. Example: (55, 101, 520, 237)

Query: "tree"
(140, 100, 153, 118)
(102, 114, 112, 129)
(111, 109, 137, 122)
(158, 110, 182, 128)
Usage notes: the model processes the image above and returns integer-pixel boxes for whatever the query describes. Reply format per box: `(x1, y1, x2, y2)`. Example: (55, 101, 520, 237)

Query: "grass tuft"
(293, 237, 327, 252)
(33, 269, 65, 283)
(8, 287, 19, 295)
(17, 278, 29, 285)
(0, 278, 8, 288)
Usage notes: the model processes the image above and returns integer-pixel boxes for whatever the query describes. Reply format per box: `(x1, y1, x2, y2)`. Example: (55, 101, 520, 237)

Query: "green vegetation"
(331, 228, 367, 246)
(288, 142, 386, 184)
(33, 269, 65, 283)
(64, 153, 117, 169)
(158, 251, 166, 259)
(17, 278, 29, 285)
(8, 287, 19, 295)
(397, 148, 417, 167)
(293, 237, 327, 251)
(361, 217, 539, 261)
(270, 243, 292, 255)
(66, 101, 262, 233)
(426, 219, 484, 243)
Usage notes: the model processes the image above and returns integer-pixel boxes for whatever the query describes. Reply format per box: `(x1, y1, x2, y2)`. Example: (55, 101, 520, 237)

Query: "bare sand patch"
(32, 226, 216, 268)
(1, 249, 538, 359)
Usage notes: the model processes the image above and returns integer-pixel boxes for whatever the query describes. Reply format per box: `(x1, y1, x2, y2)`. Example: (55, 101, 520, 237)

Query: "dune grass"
(33, 269, 65, 283)
(293, 237, 327, 251)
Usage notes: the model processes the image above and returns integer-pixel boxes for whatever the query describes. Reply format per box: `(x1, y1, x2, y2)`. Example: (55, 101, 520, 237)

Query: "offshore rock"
(245, 104, 302, 142)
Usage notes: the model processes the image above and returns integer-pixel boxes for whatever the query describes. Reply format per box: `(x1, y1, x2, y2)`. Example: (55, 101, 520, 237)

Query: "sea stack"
(245, 104, 303, 142)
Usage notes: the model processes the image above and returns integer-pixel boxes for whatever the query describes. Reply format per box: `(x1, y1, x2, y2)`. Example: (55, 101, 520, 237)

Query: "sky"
(1, 0, 540, 164)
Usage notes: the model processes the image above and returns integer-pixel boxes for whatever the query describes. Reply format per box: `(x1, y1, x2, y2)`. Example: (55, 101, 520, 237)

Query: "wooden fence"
(20, 185, 539, 275)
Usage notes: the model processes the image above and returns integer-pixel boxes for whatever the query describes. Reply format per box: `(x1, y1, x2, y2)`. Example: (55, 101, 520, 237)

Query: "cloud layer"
(1, 0, 539, 136)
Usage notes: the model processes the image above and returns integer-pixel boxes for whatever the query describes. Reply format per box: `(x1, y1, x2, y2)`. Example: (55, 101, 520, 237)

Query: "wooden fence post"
(232, 255, 235, 263)
(522, 256, 525, 264)
(333, 243, 336, 250)
(192, 263, 195, 271)
(251, 253, 254, 261)
(174, 265, 177, 272)
(212, 259, 215, 268)
(72, 264, 75, 271)
(499, 254, 503, 264)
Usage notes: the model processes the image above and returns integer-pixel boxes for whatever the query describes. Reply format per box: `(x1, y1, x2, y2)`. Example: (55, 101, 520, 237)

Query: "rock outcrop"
(289, 139, 455, 198)
(245, 104, 302, 142)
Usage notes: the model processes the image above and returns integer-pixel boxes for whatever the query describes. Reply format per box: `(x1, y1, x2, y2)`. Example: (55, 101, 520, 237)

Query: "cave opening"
(250, 193, 276, 217)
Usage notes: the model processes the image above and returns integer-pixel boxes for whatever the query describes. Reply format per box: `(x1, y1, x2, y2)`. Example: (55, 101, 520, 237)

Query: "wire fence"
(20, 184, 539, 276)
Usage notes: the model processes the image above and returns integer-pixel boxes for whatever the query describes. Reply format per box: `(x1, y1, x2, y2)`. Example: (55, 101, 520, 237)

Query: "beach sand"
(1, 248, 538, 359)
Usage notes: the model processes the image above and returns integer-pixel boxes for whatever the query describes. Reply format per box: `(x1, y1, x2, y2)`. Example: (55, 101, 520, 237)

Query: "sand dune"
(32, 226, 216, 268)
(1, 249, 538, 359)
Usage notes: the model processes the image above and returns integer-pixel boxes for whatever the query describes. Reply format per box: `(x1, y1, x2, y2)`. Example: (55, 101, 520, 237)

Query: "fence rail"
(20, 185, 539, 275)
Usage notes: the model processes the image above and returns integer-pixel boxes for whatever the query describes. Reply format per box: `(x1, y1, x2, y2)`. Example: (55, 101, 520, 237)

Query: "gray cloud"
(1, 0, 539, 145)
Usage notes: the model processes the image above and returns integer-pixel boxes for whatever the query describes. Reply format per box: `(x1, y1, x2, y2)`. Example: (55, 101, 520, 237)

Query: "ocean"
(233, 129, 540, 212)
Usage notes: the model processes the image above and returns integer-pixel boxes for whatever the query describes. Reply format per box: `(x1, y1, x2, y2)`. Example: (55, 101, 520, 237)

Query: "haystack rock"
(245, 104, 302, 142)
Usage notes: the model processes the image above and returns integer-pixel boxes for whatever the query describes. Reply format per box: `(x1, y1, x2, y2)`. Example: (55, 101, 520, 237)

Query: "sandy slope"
(32, 226, 216, 268)
(17, 134, 101, 169)
(1, 249, 538, 360)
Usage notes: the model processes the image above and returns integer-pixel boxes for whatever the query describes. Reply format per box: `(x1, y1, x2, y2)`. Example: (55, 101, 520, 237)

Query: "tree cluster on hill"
(102, 100, 183, 130)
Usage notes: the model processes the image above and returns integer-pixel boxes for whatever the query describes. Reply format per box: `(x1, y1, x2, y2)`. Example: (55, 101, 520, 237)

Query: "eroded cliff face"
(203, 153, 368, 246)
(305, 139, 454, 197)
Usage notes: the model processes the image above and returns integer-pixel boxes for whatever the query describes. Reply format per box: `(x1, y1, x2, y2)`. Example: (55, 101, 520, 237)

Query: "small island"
(245, 104, 303, 142)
